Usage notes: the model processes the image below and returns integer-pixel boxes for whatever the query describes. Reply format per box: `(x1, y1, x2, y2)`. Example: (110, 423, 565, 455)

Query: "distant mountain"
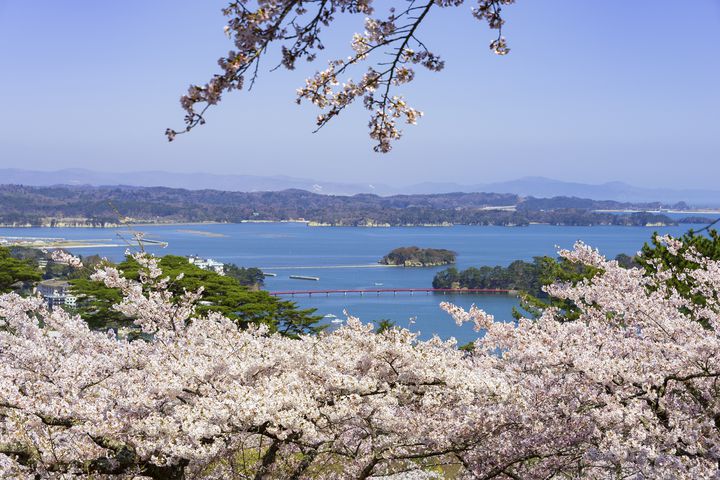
(0, 168, 389, 196)
(400, 177, 720, 207)
(1, 169, 718, 206)
(483, 178, 720, 206)
(0, 184, 685, 228)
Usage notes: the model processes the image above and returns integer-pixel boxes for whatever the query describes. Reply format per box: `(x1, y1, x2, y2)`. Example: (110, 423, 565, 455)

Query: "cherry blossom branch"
(167, 0, 516, 152)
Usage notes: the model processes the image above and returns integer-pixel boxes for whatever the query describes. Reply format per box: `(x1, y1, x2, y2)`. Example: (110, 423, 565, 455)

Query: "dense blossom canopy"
(167, 0, 515, 152)
(1, 238, 719, 478)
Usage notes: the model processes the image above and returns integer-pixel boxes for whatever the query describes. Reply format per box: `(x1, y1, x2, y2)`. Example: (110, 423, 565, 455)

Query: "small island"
(380, 246, 456, 267)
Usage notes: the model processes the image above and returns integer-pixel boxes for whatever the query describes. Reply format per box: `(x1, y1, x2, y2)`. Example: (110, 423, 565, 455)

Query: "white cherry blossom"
(168, 0, 516, 152)
(2, 242, 719, 478)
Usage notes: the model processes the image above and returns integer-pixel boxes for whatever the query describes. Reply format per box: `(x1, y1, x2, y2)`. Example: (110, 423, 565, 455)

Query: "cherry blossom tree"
(1, 238, 719, 478)
(166, 0, 515, 152)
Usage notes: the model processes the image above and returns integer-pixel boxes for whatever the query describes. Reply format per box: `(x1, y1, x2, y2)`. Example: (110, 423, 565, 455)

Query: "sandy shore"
(176, 229, 228, 238)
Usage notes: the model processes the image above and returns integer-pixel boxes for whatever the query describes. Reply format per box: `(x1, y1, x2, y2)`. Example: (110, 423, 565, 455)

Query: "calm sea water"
(0, 222, 707, 344)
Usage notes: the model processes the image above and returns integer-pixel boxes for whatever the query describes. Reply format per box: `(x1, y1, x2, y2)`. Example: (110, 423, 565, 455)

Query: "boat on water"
(374, 282, 384, 286)
(323, 313, 337, 319)
(331, 318, 344, 324)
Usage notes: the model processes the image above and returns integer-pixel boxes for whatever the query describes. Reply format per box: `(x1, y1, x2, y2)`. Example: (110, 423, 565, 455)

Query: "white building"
(188, 256, 225, 275)
(36, 279, 77, 310)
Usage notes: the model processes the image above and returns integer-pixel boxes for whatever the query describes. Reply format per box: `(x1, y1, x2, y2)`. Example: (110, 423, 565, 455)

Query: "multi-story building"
(36, 279, 76, 309)
(188, 256, 225, 275)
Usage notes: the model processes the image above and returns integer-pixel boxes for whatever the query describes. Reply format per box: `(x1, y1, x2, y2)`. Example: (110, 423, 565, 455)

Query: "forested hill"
(0, 184, 691, 227)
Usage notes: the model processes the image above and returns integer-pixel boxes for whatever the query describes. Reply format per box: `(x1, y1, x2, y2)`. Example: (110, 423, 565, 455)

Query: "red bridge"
(269, 288, 513, 297)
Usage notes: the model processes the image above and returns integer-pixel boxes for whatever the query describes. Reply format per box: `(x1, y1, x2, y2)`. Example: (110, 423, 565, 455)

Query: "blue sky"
(1, 0, 718, 188)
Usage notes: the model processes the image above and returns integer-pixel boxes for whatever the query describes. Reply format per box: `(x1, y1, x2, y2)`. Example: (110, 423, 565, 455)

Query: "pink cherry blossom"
(2, 241, 719, 478)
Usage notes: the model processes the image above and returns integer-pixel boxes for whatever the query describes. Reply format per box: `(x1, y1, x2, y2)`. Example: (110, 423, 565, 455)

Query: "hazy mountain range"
(1, 168, 718, 206)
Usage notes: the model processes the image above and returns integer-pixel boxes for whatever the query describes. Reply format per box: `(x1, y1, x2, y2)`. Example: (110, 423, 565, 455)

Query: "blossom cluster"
(168, 0, 516, 152)
(1, 239, 719, 478)
(50, 249, 84, 269)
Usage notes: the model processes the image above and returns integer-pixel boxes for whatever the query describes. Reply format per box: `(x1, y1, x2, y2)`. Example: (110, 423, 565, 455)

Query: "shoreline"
(594, 209, 720, 215)
(0, 221, 229, 229)
(0, 221, 458, 228)
(47, 243, 125, 249)
(0, 242, 125, 249)
(0, 221, 702, 229)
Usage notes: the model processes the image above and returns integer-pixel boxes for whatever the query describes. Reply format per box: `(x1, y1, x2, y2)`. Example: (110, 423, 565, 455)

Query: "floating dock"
(289, 275, 320, 281)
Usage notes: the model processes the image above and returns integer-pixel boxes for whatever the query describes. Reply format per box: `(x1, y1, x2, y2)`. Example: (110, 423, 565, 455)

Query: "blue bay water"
(0, 223, 705, 344)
